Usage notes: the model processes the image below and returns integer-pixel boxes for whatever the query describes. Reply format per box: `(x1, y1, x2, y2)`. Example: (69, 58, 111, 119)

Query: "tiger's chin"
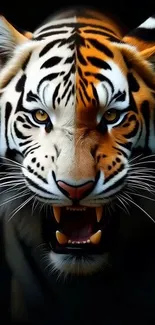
(42, 205, 119, 275)
(49, 251, 108, 275)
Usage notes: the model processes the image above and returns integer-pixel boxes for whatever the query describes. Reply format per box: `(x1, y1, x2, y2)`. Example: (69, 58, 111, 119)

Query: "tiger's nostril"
(57, 180, 94, 200)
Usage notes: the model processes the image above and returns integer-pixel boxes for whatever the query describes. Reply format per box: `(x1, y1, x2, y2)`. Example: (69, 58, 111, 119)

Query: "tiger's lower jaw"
(42, 206, 119, 275)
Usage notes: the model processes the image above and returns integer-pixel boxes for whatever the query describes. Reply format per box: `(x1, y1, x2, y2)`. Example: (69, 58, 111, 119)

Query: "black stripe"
(141, 100, 150, 148)
(14, 122, 31, 140)
(127, 72, 140, 92)
(38, 22, 115, 34)
(78, 66, 88, 86)
(79, 88, 86, 106)
(63, 63, 75, 86)
(15, 89, 24, 114)
(37, 73, 59, 93)
(84, 29, 120, 41)
(123, 121, 139, 139)
(25, 177, 55, 195)
(103, 173, 126, 194)
(129, 92, 138, 113)
(15, 74, 26, 92)
(104, 164, 125, 185)
(111, 90, 126, 103)
(76, 48, 87, 65)
(23, 114, 40, 128)
(91, 83, 99, 106)
(79, 80, 90, 102)
(23, 144, 41, 156)
(128, 27, 155, 42)
(39, 39, 64, 57)
(57, 33, 75, 47)
(5, 102, 13, 148)
(112, 146, 128, 158)
(16, 116, 25, 123)
(19, 140, 32, 147)
(112, 113, 128, 129)
(54, 145, 60, 158)
(41, 56, 62, 69)
(65, 89, 72, 106)
(61, 80, 72, 100)
(26, 91, 40, 103)
(85, 72, 114, 93)
(22, 124, 31, 129)
(65, 56, 74, 64)
(53, 83, 61, 109)
(88, 38, 114, 58)
(35, 30, 68, 40)
(137, 124, 143, 143)
(87, 56, 111, 70)
(27, 167, 48, 184)
(116, 141, 132, 151)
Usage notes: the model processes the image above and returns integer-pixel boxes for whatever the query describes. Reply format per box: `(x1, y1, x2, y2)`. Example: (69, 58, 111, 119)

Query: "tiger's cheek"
(95, 138, 123, 180)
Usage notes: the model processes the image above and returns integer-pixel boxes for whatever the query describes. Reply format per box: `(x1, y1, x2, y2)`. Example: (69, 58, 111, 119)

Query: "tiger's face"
(0, 11, 155, 275)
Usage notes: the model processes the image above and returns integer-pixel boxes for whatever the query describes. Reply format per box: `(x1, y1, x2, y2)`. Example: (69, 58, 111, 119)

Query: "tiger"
(0, 6, 155, 321)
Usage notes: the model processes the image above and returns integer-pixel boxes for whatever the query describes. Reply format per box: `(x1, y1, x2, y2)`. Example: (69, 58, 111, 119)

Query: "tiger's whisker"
(8, 194, 35, 222)
(0, 190, 30, 207)
(123, 192, 155, 224)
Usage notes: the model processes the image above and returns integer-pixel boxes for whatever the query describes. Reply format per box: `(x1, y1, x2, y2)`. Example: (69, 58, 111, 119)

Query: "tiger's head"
(0, 9, 155, 275)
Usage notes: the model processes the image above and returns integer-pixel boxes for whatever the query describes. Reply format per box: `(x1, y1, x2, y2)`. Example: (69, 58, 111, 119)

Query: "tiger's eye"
(34, 110, 49, 123)
(103, 109, 120, 123)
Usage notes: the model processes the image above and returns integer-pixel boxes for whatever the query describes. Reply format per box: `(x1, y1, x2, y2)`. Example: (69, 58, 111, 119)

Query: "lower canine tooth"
(90, 230, 102, 244)
(56, 231, 68, 244)
(53, 207, 61, 223)
(96, 207, 103, 222)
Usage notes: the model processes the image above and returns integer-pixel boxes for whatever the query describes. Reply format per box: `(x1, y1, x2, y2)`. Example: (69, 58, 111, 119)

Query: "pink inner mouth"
(59, 208, 97, 242)
(44, 205, 118, 253)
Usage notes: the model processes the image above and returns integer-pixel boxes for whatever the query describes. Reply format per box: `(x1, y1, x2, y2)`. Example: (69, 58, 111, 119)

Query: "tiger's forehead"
(22, 15, 130, 125)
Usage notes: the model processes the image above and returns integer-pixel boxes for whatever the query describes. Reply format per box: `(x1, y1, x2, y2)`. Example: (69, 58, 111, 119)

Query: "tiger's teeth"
(90, 230, 102, 244)
(53, 207, 61, 223)
(96, 207, 103, 222)
(56, 231, 68, 244)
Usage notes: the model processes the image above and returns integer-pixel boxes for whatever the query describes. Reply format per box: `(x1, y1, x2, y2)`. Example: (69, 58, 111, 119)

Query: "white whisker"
(0, 156, 24, 168)
(129, 153, 143, 163)
(8, 194, 35, 222)
(117, 194, 130, 215)
(123, 192, 155, 224)
(0, 190, 30, 207)
(0, 183, 27, 195)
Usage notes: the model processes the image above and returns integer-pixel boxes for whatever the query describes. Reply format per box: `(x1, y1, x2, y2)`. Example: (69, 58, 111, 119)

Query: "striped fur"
(0, 8, 155, 279)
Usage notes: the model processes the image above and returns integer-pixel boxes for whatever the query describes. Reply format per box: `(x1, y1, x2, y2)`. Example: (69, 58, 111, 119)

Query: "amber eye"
(103, 109, 120, 123)
(33, 110, 49, 124)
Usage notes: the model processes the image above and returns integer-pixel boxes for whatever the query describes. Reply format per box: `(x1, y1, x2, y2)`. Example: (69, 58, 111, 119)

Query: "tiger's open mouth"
(42, 206, 119, 254)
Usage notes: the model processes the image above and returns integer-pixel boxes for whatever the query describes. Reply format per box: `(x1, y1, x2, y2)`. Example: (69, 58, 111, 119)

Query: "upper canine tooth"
(96, 207, 103, 222)
(53, 207, 61, 223)
(56, 231, 68, 245)
(90, 230, 102, 245)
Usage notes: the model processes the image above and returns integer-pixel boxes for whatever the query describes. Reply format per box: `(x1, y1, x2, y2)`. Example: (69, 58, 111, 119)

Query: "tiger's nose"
(57, 180, 94, 200)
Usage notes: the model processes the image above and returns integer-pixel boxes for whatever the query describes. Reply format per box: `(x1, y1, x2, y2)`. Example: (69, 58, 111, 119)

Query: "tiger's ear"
(123, 15, 155, 66)
(0, 16, 32, 65)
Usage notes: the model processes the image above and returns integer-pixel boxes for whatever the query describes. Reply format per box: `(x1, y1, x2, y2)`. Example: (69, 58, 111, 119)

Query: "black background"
(0, 1, 155, 32)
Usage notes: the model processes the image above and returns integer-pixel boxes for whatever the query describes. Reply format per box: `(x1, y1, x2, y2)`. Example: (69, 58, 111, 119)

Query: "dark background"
(0, 1, 155, 32)
(1, 1, 155, 324)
